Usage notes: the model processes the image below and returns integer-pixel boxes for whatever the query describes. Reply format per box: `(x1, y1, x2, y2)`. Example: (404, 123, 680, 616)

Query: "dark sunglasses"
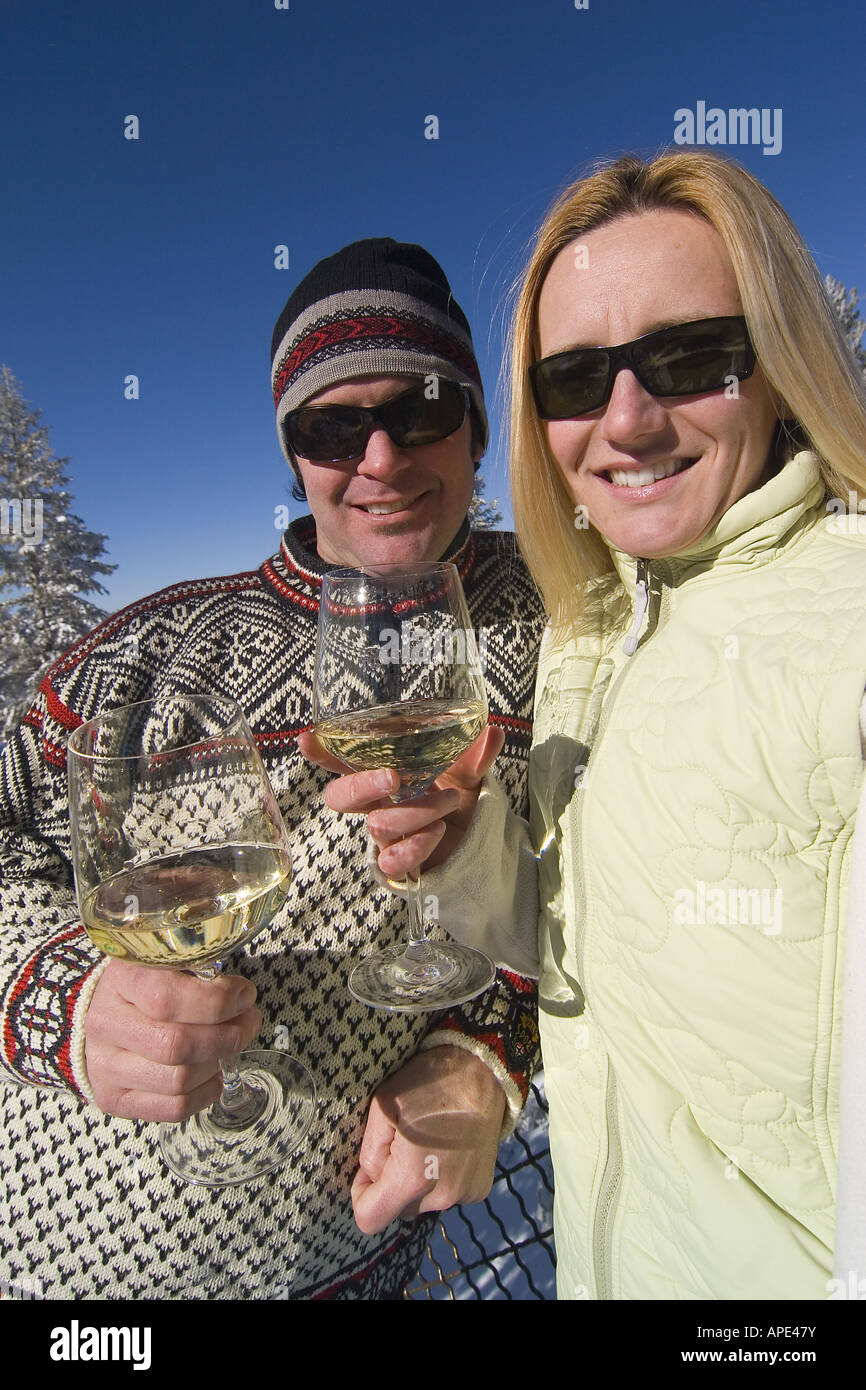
(284, 379, 470, 463)
(529, 315, 756, 419)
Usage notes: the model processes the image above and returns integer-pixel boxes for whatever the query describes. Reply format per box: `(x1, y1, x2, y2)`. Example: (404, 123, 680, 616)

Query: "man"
(0, 239, 545, 1299)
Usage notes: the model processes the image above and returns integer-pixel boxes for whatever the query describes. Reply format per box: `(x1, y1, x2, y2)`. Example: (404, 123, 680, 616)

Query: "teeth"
(608, 459, 692, 488)
(363, 501, 410, 515)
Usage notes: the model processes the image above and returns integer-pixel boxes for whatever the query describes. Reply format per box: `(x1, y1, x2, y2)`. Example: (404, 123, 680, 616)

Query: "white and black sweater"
(0, 517, 546, 1300)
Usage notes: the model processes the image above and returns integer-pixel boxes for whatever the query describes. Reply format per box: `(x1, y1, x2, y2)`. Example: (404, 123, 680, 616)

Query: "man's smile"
(350, 492, 428, 517)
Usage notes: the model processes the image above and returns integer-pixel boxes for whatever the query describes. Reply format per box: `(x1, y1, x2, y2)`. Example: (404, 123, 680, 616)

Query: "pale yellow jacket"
(419, 453, 866, 1299)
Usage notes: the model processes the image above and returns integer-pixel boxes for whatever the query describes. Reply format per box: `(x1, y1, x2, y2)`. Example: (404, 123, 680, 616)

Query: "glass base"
(348, 941, 496, 1012)
(159, 1050, 316, 1187)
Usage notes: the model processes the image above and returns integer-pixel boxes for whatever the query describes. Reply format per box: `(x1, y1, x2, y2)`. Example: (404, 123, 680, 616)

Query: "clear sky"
(3, 0, 864, 611)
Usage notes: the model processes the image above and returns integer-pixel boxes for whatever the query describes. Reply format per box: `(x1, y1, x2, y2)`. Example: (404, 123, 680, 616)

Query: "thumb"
(437, 724, 505, 791)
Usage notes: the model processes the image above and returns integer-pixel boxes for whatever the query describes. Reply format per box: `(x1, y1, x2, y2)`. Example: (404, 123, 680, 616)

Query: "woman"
(302, 151, 866, 1299)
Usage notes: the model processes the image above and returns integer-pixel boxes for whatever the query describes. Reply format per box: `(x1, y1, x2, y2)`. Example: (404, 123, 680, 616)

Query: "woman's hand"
(296, 724, 505, 881)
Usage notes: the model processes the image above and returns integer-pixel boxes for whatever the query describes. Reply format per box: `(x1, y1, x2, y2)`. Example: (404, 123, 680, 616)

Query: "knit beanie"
(271, 238, 488, 476)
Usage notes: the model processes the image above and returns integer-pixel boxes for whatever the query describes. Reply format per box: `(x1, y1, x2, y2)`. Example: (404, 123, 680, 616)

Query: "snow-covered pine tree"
(825, 275, 866, 376)
(0, 367, 115, 739)
(468, 471, 503, 530)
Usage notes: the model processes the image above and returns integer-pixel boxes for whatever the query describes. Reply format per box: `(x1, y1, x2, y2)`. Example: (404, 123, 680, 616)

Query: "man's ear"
(467, 400, 485, 470)
(471, 439, 484, 471)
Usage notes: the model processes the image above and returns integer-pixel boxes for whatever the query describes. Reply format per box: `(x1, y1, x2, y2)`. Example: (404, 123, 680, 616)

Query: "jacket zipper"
(576, 556, 669, 1298)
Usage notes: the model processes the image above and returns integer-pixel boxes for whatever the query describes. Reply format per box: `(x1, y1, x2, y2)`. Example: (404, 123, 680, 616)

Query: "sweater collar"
(609, 451, 826, 591)
(261, 513, 476, 605)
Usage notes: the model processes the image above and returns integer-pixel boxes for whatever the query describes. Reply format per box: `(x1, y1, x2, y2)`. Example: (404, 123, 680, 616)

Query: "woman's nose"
(598, 367, 669, 444)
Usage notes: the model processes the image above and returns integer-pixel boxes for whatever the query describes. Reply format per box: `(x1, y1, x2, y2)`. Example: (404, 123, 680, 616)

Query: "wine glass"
(67, 694, 316, 1187)
(313, 562, 496, 1011)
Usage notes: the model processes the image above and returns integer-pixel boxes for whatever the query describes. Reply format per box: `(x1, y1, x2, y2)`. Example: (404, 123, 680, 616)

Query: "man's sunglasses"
(529, 315, 756, 419)
(283, 379, 470, 463)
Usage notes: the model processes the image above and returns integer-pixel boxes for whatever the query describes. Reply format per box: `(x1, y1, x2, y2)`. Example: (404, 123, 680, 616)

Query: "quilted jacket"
(420, 451, 866, 1299)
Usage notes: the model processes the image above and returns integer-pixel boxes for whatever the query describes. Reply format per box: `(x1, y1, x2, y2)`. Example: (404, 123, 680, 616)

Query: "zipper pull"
(623, 558, 649, 656)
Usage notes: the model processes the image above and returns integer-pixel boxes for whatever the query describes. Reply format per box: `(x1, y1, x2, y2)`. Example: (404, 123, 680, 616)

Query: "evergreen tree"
(825, 275, 866, 375)
(468, 472, 503, 530)
(0, 367, 115, 738)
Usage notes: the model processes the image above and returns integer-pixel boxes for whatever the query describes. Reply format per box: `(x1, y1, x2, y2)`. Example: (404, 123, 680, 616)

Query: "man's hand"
(296, 724, 505, 882)
(84, 959, 262, 1121)
(351, 1046, 506, 1235)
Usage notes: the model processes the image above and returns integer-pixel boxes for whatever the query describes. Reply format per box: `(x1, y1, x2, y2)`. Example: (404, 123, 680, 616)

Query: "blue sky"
(3, 0, 864, 611)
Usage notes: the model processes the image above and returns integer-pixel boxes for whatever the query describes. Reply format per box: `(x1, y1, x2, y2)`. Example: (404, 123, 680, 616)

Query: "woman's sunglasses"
(529, 315, 756, 419)
(284, 379, 470, 463)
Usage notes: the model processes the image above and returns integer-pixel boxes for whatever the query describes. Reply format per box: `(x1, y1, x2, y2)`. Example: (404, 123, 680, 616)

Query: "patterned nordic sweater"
(0, 516, 545, 1300)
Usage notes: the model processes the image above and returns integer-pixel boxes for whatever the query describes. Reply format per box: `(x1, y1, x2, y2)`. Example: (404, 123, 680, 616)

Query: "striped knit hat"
(270, 238, 488, 476)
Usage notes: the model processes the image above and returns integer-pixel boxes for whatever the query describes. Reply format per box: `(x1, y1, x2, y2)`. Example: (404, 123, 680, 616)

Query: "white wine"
(315, 698, 486, 794)
(81, 843, 291, 968)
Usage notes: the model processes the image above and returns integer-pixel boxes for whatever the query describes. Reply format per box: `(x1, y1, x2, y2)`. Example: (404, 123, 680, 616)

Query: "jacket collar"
(609, 451, 827, 592)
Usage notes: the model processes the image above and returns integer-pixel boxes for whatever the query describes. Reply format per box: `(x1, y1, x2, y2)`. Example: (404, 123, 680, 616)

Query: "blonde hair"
(509, 151, 866, 631)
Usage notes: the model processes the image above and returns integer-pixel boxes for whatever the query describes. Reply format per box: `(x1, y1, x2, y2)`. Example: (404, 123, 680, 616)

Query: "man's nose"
(598, 366, 669, 444)
(355, 426, 411, 475)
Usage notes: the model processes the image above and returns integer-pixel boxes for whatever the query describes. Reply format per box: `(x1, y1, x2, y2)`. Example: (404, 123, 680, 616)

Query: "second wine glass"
(313, 562, 496, 1012)
(67, 694, 316, 1186)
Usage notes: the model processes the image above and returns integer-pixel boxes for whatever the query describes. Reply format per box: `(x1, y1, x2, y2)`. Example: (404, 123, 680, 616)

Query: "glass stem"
(217, 1057, 246, 1106)
(403, 867, 430, 961)
(193, 959, 249, 1113)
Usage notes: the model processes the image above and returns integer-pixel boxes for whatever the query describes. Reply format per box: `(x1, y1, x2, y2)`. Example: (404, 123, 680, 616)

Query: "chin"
(355, 531, 441, 566)
(598, 509, 708, 560)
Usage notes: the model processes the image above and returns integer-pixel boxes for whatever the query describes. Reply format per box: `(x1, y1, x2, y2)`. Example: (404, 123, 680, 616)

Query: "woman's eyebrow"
(553, 312, 727, 352)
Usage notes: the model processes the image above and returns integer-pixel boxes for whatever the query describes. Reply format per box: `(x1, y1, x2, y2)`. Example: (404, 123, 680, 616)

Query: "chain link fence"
(405, 1072, 555, 1299)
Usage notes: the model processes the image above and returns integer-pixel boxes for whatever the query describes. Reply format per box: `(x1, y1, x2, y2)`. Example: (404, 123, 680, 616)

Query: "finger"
(351, 1101, 400, 1229)
(366, 787, 459, 844)
(105, 961, 258, 1024)
(352, 1159, 436, 1236)
(296, 729, 356, 775)
(436, 725, 505, 790)
(86, 993, 263, 1067)
(298, 730, 400, 799)
(356, 1101, 397, 1185)
(86, 1037, 222, 1098)
(376, 825, 448, 878)
(96, 1071, 226, 1123)
(350, 1163, 373, 1206)
(323, 767, 400, 813)
(415, 1178, 488, 1214)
